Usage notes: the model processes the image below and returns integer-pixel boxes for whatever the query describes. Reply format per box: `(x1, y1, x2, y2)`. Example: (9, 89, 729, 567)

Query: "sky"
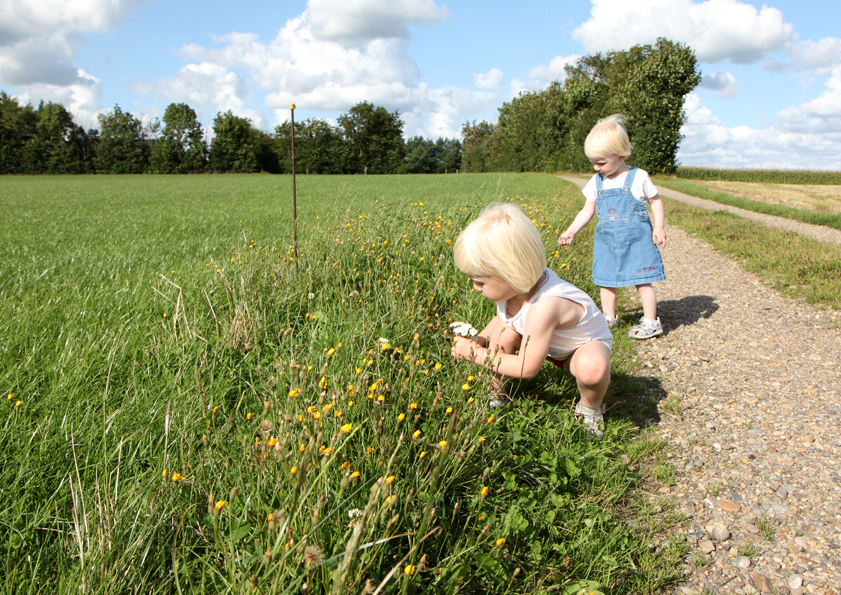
(1, 0, 840, 170)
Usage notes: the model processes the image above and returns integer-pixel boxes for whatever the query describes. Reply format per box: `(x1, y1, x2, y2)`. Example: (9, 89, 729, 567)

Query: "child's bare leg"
(567, 340, 611, 409)
(636, 283, 657, 320)
(599, 287, 617, 318)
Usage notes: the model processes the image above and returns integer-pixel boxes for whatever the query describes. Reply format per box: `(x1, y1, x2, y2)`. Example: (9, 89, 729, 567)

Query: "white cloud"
(139, 0, 495, 138)
(510, 54, 579, 97)
(305, 0, 449, 45)
(0, 0, 143, 86)
(785, 67, 841, 123)
(698, 71, 739, 98)
(764, 37, 841, 74)
(677, 93, 841, 170)
(573, 0, 793, 65)
(474, 68, 503, 91)
(13, 68, 105, 130)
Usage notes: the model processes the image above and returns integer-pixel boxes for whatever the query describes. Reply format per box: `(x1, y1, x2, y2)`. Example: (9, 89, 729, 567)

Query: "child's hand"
(558, 231, 574, 245)
(451, 337, 479, 363)
(652, 226, 666, 247)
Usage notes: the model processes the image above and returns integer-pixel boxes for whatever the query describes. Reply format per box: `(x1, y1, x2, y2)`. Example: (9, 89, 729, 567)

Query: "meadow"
(0, 173, 686, 594)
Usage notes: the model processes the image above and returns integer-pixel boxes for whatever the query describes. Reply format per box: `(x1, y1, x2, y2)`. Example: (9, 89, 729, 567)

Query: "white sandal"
(574, 403, 605, 437)
(628, 317, 662, 339)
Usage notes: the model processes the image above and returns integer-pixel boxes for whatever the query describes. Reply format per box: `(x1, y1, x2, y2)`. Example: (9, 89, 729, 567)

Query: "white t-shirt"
(582, 168, 659, 203)
(496, 268, 613, 361)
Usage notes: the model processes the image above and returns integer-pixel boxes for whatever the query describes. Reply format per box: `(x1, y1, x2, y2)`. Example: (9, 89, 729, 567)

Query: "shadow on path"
(621, 295, 719, 336)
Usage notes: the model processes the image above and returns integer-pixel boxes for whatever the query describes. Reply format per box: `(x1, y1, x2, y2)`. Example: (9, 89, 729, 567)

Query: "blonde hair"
(453, 203, 546, 293)
(584, 114, 633, 159)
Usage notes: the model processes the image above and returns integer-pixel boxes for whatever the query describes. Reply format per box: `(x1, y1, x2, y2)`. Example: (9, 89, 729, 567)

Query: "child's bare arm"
(453, 298, 583, 379)
(649, 195, 666, 247)
(558, 201, 596, 245)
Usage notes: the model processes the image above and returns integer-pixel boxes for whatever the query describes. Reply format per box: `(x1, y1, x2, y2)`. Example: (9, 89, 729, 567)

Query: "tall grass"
(1, 174, 684, 594)
(676, 166, 841, 185)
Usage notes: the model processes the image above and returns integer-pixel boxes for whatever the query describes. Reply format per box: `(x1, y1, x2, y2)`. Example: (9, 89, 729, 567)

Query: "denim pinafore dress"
(591, 167, 666, 288)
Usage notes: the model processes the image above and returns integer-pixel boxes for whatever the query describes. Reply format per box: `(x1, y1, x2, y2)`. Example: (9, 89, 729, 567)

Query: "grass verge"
(664, 195, 841, 310)
(652, 176, 841, 232)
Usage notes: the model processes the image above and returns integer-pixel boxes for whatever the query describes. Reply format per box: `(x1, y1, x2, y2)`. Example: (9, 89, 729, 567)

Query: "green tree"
(338, 102, 405, 174)
(614, 38, 701, 174)
(21, 102, 79, 173)
(210, 111, 258, 172)
(403, 136, 462, 173)
(95, 105, 149, 173)
(0, 92, 37, 174)
(460, 120, 496, 173)
(275, 118, 344, 174)
(149, 103, 207, 173)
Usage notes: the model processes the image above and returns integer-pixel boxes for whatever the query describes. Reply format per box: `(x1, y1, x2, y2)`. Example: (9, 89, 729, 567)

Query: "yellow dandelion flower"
(297, 414, 304, 422)
(299, 444, 306, 452)
(327, 348, 335, 356)
(412, 430, 422, 439)
(319, 376, 327, 389)
(322, 403, 333, 412)
(386, 475, 396, 484)
(350, 471, 360, 479)
(397, 413, 405, 422)
(288, 388, 300, 398)
(385, 495, 394, 504)
(267, 513, 275, 522)
(6, 394, 12, 401)
(341, 461, 350, 469)
(290, 466, 298, 475)
(348, 400, 354, 407)
(478, 514, 485, 521)
(215, 500, 228, 511)
(434, 362, 442, 371)
(366, 447, 374, 455)
(487, 415, 495, 424)
(213, 405, 219, 414)
(162, 469, 169, 478)
(461, 384, 471, 391)
(467, 396, 475, 404)
(495, 538, 505, 547)
(420, 451, 427, 458)
(171, 473, 183, 483)
(15, 400, 22, 408)
(481, 486, 489, 496)
(247, 412, 253, 420)
(404, 565, 415, 576)
(438, 440, 447, 449)
(335, 410, 343, 418)
(268, 437, 278, 447)
(478, 436, 486, 443)
(340, 423, 353, 434)
(409, 402, 418, 410)
(467, 375, 475, 382)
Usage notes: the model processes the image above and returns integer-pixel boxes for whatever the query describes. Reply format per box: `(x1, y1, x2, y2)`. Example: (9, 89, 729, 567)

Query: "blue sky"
(2, 0, 840, 169)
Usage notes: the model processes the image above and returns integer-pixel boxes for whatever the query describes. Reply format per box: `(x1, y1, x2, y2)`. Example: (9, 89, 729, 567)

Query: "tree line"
(0, 97, 462, 175)
(463, 38, 701, 175)
(1, 38, 700, 176)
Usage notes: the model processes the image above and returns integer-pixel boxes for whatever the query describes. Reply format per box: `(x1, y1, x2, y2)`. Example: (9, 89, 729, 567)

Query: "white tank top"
(496, 268, 613, 360)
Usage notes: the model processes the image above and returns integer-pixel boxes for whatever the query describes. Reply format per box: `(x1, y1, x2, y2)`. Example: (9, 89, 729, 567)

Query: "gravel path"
(560, 176, 841, 595)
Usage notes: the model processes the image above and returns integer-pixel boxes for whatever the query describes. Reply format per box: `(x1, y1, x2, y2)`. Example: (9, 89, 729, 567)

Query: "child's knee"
(572, 353, 611, 386)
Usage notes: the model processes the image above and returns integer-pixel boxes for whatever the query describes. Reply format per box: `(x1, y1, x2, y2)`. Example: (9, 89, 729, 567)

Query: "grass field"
(652, 176, 841, 232)
(0, 174, 684, 594)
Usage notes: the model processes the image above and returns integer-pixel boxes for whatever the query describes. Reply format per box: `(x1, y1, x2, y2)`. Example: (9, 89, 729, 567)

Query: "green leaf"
(562, 580, 604, 595)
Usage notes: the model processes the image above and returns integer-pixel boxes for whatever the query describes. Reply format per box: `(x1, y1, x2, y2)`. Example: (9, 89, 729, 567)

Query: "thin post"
(290, 103, 299, 264)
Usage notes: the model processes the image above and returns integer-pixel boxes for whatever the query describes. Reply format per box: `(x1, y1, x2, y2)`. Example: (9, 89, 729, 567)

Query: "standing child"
(450, 203, 613, 435)
(558, 114, 667, 339)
